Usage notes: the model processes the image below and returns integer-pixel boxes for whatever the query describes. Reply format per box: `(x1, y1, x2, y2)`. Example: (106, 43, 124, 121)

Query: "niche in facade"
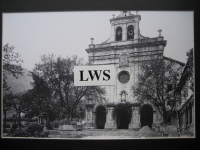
(127, 25, 134, 40)
(116, 27, 122, 41)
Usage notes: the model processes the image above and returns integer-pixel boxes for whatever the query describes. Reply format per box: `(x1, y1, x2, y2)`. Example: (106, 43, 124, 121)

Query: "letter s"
(103, 70, 110, 81)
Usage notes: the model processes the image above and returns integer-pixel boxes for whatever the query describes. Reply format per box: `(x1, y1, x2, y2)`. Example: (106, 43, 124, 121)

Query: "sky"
(3, 11, 194, 70)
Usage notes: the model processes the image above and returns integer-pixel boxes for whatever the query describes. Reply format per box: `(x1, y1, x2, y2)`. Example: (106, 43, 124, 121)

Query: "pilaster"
(84, 104, 95, 128)
(122, 24, 127, 41)
(129, 106, 140, 129)
(134, 19, 139, 39)
(111, 25, 115, 42)
(105, 105, 116, 129)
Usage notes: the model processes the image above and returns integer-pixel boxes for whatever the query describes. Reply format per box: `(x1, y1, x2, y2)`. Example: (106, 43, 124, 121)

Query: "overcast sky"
(3, 11, 194, 70)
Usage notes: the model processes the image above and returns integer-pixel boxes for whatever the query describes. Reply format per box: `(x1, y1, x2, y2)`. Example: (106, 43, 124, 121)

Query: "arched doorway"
(140, 104, 153, 128)
(96, 106, 106, 129)
(116, 109, 129, 129)
(114, 103, 132, 129)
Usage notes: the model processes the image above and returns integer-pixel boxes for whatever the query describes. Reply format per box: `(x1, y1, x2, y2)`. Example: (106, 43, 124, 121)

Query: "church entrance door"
(140, 104, 153, 128)
(96, 106, 106, 129)
(116, 108, 130, 129)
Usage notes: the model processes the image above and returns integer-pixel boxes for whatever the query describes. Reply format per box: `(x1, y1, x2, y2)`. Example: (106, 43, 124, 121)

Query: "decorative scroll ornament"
(119, 53, 129, 67)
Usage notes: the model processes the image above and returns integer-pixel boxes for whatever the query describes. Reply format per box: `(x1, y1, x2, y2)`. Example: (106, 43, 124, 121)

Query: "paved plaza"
(48, 129, 166, 139)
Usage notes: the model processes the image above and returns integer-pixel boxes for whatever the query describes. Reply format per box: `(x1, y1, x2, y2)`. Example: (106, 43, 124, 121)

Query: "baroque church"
(83, 11, 185, 130)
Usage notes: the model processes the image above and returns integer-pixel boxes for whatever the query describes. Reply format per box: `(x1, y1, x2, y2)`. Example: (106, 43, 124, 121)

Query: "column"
(92, 111, 96, 128)
(84, 104, 95, 128)
(154, 107, 163, 125)
(192, 104, 194, 125)
(181, 111, 186, 129)
(129, 106, 140, 129)
(38, 116, 41, 124)
(134, 20, 139, 40)
(179, 112, 183, 129)
(122, 24, 127, 41)
(105, 106, 116, 129)
(189, 102, 194, 134)
(111, 24, 115, 42)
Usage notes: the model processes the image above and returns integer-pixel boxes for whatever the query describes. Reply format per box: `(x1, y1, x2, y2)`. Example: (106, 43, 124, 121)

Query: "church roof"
(163, 56, 185, 67)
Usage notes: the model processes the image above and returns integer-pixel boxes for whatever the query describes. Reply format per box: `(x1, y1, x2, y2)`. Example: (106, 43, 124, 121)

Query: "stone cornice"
(89, 49, 164, 58)
(86, 40, 167, 53)
(110, 15, 141, 24)
(89, 52, 163, 62)
(85, 104, 95, 107)
(105, 102, 141, 107)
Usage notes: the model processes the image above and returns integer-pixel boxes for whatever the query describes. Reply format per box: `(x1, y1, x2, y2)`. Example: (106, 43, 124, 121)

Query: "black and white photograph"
(2, 11, 195, 139)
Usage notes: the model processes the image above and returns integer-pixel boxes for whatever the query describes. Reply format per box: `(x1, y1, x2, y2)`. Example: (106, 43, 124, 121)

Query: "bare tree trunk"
(163, 113, 169, 124)
(46, 117, 49, 129)
(176, 111, 180, 136)
(71, 109, 74, 120)
(18, 111, 21, 131)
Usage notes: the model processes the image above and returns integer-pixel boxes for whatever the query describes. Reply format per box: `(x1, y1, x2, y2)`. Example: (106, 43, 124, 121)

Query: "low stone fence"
(59, 125, 83, 131)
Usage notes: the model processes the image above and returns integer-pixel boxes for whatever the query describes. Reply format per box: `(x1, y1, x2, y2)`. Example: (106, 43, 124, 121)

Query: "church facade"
(84, 11, 169, 129)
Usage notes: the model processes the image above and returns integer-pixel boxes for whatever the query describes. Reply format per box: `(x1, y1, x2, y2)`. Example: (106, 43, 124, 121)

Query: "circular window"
(118, 71, 130, 83)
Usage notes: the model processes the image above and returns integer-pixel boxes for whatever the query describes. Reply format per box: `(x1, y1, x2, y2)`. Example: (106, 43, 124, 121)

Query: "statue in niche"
(120, 91, 127, 102)
(119, 53, 129, 67)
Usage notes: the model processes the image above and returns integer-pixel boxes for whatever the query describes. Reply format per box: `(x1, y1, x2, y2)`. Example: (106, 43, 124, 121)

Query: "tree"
(31, 54, 106, 120)
(3, 44, 24, 92)
(3, 92, 13, 131)
(3, 44, 24, 131)
(186, 49, 194, 93)
(24, 72, 57, 129)
(11, 91, 32, 131)
(132, 55, 184, 124)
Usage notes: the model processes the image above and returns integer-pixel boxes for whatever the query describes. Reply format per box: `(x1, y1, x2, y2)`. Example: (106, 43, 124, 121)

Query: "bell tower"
(105, 11, 141, 43)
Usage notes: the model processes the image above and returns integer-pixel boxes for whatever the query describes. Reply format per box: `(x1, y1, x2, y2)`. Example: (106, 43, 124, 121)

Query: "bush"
(11, 123, 49, 137)
(12, 129, 29, 137)
(25, 123, 43, 136)
(71, 121, 77, 125)
(59, 119, 71, 125)
(6, 124, 11, 128)
(11, 124, 18, 133)
(32, 130, 49, 137)
(50, 120, 59, 128)
(40, 131, 49, 137)
(12, 114, 17, 119)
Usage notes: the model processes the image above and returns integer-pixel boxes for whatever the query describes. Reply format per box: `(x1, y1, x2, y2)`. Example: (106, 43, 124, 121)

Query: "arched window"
(127, 25, 134, 40)
(116, 27, 122, 41)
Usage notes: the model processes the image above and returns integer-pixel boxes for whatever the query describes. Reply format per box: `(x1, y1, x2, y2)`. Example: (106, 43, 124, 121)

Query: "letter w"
(88, 70, 102, 81)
